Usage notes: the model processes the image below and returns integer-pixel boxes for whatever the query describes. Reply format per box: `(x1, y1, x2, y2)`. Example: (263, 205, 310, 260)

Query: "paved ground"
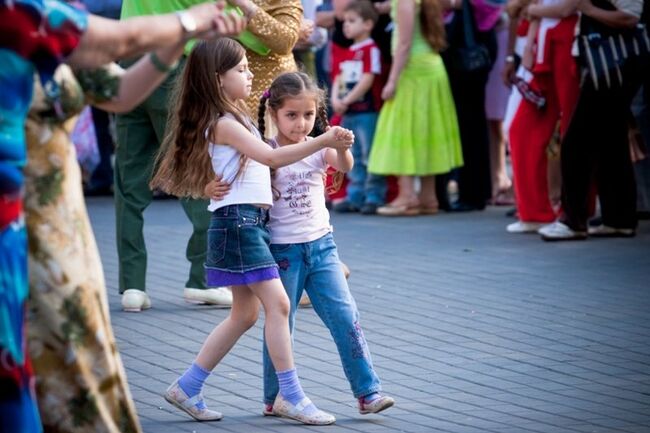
(87, 197, 650, 433)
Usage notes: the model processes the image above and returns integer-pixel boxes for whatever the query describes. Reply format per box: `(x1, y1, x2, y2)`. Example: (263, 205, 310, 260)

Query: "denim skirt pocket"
(207, 228, 227, 265)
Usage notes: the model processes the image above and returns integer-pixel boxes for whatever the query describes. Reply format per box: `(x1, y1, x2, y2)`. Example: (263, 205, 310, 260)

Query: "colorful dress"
(25, 64, 142, 433)
(0, 1, 87, 432)
(368, 0, 463, 176)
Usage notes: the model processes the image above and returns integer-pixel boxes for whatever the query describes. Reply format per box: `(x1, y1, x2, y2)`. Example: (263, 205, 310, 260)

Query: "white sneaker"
(184, 287, 232, 307)
(588, 224, 635, 237)
(538, 221, 587, 241)
(121, 289, 151, 312)
(506, 221, 544, 233)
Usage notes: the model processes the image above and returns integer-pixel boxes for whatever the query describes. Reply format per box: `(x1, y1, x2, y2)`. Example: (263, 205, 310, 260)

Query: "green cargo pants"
(114, 60, 209, 293)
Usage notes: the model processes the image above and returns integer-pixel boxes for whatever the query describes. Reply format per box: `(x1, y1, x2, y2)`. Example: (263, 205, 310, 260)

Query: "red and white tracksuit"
(507, 13, 579, 223)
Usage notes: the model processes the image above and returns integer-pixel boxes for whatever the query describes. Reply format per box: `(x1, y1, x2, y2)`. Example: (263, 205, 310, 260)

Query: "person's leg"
(305, 234, 381, 398)
(358, 113, 386, 208)
(88, 107, 114, 193)
(489, 119, 511, 199)
(263, 244, 308, 406)
(418, 175, 438, 211)
(248, 278, 335, 424)
(179, 198, 211, 290)
(508, 74, 559, 224)
(114, 103, 156, 293)
(167, 285, 259, 420)
(337, 115, 364, 211)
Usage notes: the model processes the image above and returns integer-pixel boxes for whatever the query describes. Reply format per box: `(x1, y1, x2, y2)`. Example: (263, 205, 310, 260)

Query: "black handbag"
(448, 0, 492, 73)
(578, 0, 650, 89)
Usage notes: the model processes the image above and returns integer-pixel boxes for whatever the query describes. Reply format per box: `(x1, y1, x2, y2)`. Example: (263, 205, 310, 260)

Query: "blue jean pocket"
(207, 228, 227, 264)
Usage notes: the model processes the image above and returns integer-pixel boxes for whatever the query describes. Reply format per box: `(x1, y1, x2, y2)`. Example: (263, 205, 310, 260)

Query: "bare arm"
(325, 148, 354, 172)
(578, 0, 640, 28)
(341, 73, 375, 106)
(528, 0, 579, 19)
(383, 0, 415, 100)
(215, 118, 353, 168)
(231, 0, 303, 55)
(67, 2, 239, 69)
(316, 10, 336, 28)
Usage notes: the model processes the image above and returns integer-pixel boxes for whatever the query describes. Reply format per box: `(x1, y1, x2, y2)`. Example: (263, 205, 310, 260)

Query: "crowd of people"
(1, 0, 648, 431)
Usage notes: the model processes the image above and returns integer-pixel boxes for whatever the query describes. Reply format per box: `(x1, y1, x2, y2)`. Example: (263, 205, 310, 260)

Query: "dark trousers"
(114, 59, 210, 292)
(561, 63, 644, 231)
(89, 107, 114, 191)
(441, 29, 497, 208)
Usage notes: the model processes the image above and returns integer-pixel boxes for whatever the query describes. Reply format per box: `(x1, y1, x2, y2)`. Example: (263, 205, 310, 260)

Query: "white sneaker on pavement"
(121, 289, 151, 312)
(184, 287, 232, 307)
(506, 221, 545, 233)
(538, 221, 587, 241)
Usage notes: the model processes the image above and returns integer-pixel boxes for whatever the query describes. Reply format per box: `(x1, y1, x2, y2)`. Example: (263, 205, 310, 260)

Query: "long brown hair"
(150, 38, 250, 198)
(420, 0, 446, 52)
(257, 72, 345, 195)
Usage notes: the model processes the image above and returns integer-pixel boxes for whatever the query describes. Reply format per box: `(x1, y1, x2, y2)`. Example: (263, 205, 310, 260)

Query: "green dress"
(368, 0, 463, 176)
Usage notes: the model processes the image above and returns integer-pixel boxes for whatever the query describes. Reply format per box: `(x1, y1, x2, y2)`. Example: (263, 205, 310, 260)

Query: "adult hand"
(190, 2, 247, 40)
(521, 44, 534, 70)
(204, 175, 231, 200)
(381, 80, 396, 100)
(294, 18, 315, 49)
(226, 0, 258, 19)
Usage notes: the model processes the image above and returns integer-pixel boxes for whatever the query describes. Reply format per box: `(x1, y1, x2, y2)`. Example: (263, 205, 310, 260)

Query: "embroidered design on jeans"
(348, 321, 368, 359)
(276, 258, 290, 271)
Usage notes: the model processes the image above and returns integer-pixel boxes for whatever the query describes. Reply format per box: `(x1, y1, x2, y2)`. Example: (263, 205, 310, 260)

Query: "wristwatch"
(505, 55, 515, 64)
(175, 11, 197, 35)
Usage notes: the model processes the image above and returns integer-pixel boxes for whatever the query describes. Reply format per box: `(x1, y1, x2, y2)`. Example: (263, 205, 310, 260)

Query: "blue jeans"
(262, 233, 381, 404)
(341, 112, 386, 206)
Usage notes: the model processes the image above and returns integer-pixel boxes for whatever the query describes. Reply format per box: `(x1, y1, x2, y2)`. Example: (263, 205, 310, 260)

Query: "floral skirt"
(24, 117, 141, 433)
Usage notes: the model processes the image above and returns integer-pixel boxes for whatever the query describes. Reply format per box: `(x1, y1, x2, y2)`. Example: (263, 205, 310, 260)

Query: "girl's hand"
(332, 98, 348, 114)
(204, 176, 230, 200)
(522, 44, 534, 70)
(381, 80, 397, 100)
(324, 126, 355, 150)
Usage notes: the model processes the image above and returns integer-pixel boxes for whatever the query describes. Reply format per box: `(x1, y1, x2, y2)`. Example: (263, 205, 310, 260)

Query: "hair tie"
(262, 89, 270, 99)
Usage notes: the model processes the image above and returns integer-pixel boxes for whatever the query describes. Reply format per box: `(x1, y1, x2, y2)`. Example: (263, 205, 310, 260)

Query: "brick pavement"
(87, 197, 650, 433)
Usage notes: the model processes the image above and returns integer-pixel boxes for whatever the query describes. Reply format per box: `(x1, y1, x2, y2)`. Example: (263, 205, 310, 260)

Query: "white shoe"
(272, 395, 335, 425)
(164, 379, 223, 421)
(506, 221, 544, 233)
(184, 287, 232, 307)
(121, 289, 151, 312)
(538, 222, 587, 241)
(588, 224, 635, 237)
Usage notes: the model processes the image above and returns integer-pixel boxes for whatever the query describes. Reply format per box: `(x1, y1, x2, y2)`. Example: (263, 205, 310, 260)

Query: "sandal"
(377, 203, 420, 216)
(164, 380, 223, 422)
(358, 395, 395, 415)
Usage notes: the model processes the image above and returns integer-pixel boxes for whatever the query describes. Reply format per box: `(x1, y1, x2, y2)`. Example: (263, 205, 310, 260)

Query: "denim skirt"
(205, 204, 279, 286)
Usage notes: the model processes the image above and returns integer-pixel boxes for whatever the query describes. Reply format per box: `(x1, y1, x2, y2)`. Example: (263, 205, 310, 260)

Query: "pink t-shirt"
(267, 139, 332, 244)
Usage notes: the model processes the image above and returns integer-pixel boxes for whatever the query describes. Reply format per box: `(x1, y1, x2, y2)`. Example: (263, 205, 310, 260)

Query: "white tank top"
(207, 114, 273, 211)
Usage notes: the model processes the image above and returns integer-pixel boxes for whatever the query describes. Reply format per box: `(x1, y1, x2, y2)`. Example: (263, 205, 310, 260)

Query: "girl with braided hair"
(206, 71, 395, 418)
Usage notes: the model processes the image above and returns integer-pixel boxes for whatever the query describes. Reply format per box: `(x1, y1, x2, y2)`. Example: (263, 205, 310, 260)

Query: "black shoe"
(333, 201, 360, 213)
(449, 201, 485, 212)
(505, 207, 518, 218)
(360, 203, 378, 215)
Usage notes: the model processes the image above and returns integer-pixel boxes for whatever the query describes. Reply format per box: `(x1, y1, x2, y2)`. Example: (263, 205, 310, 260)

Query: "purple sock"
(276, 368, 317, 414)
(178, 362, 210, 409)
(362, 392, 381, 403)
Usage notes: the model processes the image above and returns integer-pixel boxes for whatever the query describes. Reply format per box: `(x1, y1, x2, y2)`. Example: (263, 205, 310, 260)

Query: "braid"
(258, 94, 269, 139)
(319, 99, 346, 195)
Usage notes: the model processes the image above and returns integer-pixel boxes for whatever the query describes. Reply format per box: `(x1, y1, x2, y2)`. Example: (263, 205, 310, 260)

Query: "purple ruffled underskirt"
(206, 266, 279, 286)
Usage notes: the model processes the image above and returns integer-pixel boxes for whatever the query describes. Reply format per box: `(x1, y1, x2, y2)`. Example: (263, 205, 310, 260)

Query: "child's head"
(342, 0, 377, 41)
(150, 38, 251, 198)
(257, 72, 328, 143)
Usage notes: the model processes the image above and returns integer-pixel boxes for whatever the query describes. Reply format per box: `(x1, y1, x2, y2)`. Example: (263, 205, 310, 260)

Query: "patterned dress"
(244, 0, 302, 117)
(25, 65, 142, 433)
(0, 1, 87, 432)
